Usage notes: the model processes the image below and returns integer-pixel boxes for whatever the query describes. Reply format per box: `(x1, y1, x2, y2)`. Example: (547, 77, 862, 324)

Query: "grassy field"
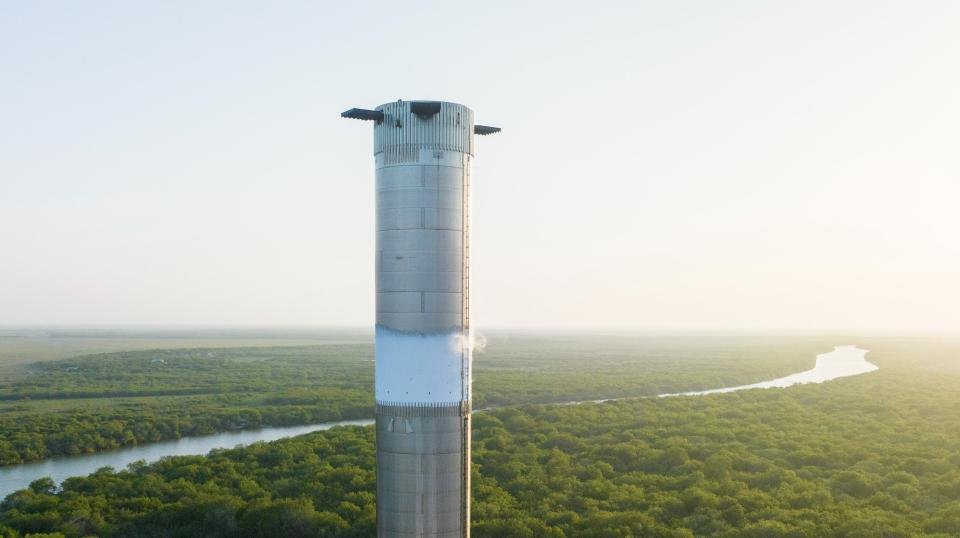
(0, 329, 837, 465)
(0, 328, 369, 371)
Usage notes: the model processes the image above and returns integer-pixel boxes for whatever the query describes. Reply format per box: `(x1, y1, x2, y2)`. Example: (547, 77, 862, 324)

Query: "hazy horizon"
(2, 1, 958, 332)
(1, 324, 956, 337)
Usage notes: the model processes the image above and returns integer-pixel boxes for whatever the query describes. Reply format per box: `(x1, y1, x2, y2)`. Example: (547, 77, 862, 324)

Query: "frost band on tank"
(374, 325, 472, 405)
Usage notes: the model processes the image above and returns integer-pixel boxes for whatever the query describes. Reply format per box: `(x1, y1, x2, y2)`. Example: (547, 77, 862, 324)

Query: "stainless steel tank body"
(342, 100, 498, 538)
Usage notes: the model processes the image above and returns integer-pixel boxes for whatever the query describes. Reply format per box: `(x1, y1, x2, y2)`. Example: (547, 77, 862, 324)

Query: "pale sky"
(1, 1, 958, 332)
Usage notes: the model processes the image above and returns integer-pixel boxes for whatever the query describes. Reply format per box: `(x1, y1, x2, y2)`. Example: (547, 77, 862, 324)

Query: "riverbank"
(0, 345, 876, 498)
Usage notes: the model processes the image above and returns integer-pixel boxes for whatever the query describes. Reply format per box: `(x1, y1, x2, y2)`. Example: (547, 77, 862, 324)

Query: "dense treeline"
(0, 427, 379, 538)
(0, 335, 821, 465)
(1, 337, 957, 537)
(0, 347, 373, 465)
(0, 394, 371, 465)
(0, 346, 370, 401)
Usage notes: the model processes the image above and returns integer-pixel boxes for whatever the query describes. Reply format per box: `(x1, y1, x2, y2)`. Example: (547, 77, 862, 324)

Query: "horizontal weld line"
(375, 185, 463, 190)
(377, 270, 462, 274)
(376, 401, 470, 417)
(376, 291, 462, 294)
(376, 227, 464, 231)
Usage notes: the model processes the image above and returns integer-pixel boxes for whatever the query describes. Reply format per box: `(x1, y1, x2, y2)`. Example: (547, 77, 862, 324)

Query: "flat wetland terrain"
(0, 329, 958, 537)
(0, 328, 369, 370)
(0, 329, 824, 466)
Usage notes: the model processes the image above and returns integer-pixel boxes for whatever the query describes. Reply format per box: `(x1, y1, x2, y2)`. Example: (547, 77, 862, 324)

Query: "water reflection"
(660, 345, 877, 397)
(0, 419, 372, 498)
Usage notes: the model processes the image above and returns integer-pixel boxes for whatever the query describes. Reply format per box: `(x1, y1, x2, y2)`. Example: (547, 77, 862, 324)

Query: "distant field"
(0, 329, 837, 466)
(0, 327, 370, 370)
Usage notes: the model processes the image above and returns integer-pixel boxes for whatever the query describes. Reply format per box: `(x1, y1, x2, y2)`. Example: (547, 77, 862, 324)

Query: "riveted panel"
(377, 208, 424, 231)
(376, 313, 462, 333)
(423, 208, 462, 230)
(376, 292, 422, 314)
(376, 165, 423, 190)
(377, 230, 462, 253)
(378, 272, 462, 293)
(424, 292, 462, 313)
(377, 187, 463, 210)
(376, 207, 463, 232)
(377, 451, 463, 472)
(380, 251, 462, 273)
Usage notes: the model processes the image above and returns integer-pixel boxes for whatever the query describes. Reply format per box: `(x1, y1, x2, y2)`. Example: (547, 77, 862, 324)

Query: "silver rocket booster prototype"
(342, 100, 499, 537)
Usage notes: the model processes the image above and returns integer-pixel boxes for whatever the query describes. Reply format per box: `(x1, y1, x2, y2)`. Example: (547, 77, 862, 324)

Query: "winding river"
(0, 345, 876, 498)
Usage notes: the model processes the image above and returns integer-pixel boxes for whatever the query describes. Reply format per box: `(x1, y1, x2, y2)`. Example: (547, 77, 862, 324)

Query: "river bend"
(0, 345, 876, 498)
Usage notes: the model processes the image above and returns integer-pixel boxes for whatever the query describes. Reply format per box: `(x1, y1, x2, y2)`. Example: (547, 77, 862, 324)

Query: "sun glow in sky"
(1, 1, 958, 331)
